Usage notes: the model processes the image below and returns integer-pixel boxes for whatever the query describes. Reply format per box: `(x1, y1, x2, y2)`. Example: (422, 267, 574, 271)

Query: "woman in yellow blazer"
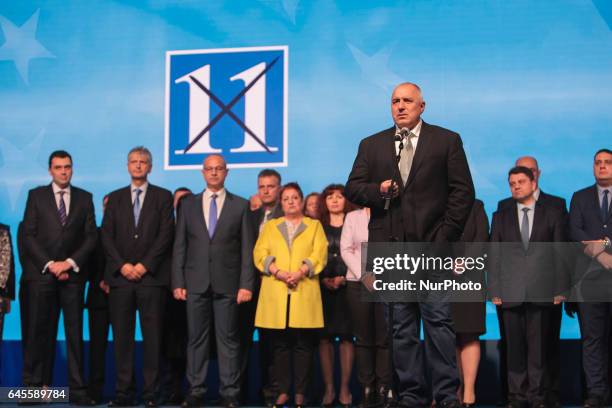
(253, 182, 328, 408)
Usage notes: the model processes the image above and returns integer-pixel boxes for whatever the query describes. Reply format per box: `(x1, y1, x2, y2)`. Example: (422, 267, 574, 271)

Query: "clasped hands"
(271, 263, 309, 289)
(120, 262, 148, 281)
(582, 239, 612, 270)
(48, 260, 73, 281)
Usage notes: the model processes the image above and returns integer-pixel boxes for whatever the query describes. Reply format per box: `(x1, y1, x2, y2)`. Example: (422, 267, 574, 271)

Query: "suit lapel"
(45, 185, 63, 227)
(507, 205, 522, 243)
(122, 187, 136, 231)
(136, 185, 154, 229)
(196, 193, 210, 238)
(214, 191, 232, 237)
(64, 187, 77, 228)
(404, 121, 432, 189)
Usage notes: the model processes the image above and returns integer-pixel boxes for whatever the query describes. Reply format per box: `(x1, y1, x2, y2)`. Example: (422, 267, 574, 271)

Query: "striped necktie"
(58, 190, 67, 226)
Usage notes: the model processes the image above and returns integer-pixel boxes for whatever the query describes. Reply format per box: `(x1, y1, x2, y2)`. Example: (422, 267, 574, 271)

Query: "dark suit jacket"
(489, 200, 568, 308)
(345, 121, 475, 243)
(568, 184, 612, 285)
(498, 190, 567, 215)
(21, 185, 97, 283)
(249, 204, 284, 241)
(85, 228, 107, 309)
(0, 223, 15, 300)
(101, 184, 174, 287)
(172, 191, 255, 296)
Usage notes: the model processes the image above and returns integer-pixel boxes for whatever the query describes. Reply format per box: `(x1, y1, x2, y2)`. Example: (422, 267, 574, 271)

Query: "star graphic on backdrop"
(592, 0, 612, 30)
(281, 0, 300, 24)
(0, 129, 46, 210)
(0, 9, 55, 85)
(347, 43, 402, 92)
(255, 0, 301, 25)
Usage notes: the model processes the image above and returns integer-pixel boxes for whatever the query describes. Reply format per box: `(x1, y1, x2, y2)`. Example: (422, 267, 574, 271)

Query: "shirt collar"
(204, 187, 226, 199)
(131, 182, 148, 195)
(52, 182, 71, 194)
(395, 119, 423, 139)
(597, 184, 612, 196)
(517, 201, 536, 212)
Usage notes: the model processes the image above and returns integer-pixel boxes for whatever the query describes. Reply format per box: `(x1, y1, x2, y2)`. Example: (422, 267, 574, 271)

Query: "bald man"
(346, 82, 474, 408)
(172, 154, 254, 408)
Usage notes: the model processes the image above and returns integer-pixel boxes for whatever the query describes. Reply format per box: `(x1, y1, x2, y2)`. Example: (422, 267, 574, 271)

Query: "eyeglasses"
(204, 166, 226, 172)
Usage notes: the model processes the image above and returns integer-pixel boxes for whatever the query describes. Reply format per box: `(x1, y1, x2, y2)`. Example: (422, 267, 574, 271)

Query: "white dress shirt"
(202, 188, 226, 229)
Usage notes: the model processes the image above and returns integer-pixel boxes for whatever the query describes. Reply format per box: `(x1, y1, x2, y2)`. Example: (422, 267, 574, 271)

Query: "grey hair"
(128, 146, 153, 165)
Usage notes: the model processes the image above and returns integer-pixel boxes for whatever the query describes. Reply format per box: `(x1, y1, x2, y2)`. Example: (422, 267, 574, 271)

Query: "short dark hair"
(508, 166, 534, 181)
(174, 187, 192, 195)
(258, 169, 281, 184)
(594, 148, 612, 159)
(279, 182, 303, 201)
(48, 150, 72, 168)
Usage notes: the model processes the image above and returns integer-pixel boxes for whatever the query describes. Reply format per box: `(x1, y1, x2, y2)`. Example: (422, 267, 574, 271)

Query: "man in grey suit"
(172, 154, 255, 408)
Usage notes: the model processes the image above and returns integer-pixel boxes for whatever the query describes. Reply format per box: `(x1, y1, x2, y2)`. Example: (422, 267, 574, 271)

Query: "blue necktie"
(209, 194, 218, 238)
(602, 190, 610, 223)
(521, 207, 530, 250)
(58, 190, 67, 226)
(133, 188, 142, 226)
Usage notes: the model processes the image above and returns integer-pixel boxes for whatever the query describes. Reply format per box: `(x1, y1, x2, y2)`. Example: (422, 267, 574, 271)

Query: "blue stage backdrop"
(1, 0, 611, 341)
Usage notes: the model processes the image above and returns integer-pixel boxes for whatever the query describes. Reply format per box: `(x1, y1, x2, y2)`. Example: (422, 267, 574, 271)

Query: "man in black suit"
(569, 148, 612, 408)
(239, 169, 283, 404)
(21, 150, 97, 405)
(172, 154, 255, 408)
(497, 156, 567, 407)
(490, 166, 567, 408)
(86, 195, 110, 404)
(345, 82, 474, 408)
(101, 146, 174, 407)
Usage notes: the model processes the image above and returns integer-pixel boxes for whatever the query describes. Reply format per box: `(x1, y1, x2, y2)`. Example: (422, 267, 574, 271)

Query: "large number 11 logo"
(176, 61, 278, 154)
(165, 46, 288, 170)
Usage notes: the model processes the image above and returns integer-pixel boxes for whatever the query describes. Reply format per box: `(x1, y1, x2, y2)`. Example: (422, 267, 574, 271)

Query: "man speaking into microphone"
(345, 82, 474, 408)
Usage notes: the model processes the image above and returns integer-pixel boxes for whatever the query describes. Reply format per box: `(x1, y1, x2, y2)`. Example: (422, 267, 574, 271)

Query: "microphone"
(384, 129, 409, 210)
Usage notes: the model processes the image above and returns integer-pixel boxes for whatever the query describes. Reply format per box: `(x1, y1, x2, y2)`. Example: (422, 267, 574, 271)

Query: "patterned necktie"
(602, 190, 610, 223)
(209, 194, 218, 238)
(133, 188, 142, 226)
(58, 190, 67, 226)
(399, 132, 415, 185)
(521, 207, 530, 250)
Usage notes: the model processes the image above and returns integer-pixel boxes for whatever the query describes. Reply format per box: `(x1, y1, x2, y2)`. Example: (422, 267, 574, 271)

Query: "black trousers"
(501, 304, 554, 405)
(161, 293, 187, 400)
(87, 306, 110, 401)
(346, 281, 392, 389)
(109, 285, 165, 401)
(578, 302, 612, 400)
(22, 281, 86, 396)
(266, 327, 318, 395)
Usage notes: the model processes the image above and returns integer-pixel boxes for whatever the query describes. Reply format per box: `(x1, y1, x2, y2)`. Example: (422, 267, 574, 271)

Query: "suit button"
(208, 259, 212, 263)
(134, 234, 139, 239)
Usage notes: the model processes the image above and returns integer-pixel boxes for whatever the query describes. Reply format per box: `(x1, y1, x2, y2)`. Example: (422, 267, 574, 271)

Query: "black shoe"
(439, 400, 461, 408)
(165, 392, 184, 405)
(108, 398, 135, 407)
(505, 402, 528, 408)
(584, 396, 604, 408)
(181, 395, 205, 408)
(360, 388, 382, 408)
(461, 404, 475, 408)
(221, 398, 240, 408)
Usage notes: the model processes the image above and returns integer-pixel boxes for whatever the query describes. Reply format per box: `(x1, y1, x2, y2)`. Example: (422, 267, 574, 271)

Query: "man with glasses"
(172, 154, 254, 408)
